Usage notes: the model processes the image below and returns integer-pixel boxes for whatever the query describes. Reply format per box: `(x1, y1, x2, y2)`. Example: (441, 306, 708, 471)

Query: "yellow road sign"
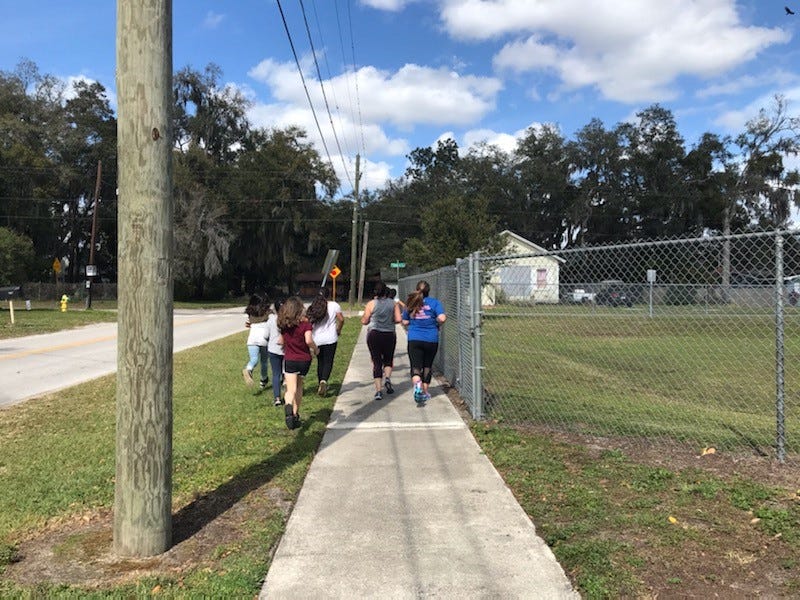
(329, 265, 341, 279)
(53, 258, 62, 274)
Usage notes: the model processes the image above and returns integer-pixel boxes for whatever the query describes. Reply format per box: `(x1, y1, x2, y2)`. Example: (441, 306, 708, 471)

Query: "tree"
(570, 118, 629, 246)
(623, 105, 688, 239)
(0, 226, 34, 284)
(512, 123, 579, 248)
(402, 194, 500, 270)
(228, 126, 339, 294)
(720, 95, 800, 289)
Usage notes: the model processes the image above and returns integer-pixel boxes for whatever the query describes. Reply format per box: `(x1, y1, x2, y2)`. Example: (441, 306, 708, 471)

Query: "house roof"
(499, 230, 566, 263)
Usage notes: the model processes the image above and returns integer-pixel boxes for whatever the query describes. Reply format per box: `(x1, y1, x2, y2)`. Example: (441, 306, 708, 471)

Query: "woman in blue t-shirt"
(401, 280, 446, 404)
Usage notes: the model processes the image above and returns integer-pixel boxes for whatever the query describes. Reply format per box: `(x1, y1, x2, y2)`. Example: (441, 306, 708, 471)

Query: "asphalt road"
(0, 308, 246, 408)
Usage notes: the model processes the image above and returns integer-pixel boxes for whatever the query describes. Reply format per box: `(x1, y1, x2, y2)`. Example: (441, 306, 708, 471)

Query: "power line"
(334, 0, 362, 157)
(310, 0, 354, 161)
(298, 0, 353, 190)
(275, 0, 340, 195)
(346, 0, 368, 156)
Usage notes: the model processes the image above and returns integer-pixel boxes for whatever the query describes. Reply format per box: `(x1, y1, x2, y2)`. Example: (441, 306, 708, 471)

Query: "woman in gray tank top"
(361, 281, 402, 400)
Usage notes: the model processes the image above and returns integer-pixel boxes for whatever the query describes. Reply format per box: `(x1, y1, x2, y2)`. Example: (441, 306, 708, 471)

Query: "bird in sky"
(787, 6, 796, 15)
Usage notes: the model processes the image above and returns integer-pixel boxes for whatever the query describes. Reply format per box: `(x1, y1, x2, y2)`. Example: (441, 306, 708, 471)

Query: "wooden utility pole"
(357, 221, 369, 304)
(114, 0, 174, 557)
(86, 160, 102, 309)
(348, 154, 361, 306)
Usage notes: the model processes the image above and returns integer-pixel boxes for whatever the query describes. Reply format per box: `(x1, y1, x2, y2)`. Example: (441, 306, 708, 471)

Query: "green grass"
(472, 423, 800, 598)
(0, 306, 118, 339)
(481, 311, 800, 453)
(0, 319, 359, 597)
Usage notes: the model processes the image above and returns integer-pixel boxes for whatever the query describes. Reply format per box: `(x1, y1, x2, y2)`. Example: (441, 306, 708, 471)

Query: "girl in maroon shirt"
(278, 296, 318, 430)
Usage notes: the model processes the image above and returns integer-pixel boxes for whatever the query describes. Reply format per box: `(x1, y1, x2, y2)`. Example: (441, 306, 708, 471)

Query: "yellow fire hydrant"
(60, 294, 69, 312)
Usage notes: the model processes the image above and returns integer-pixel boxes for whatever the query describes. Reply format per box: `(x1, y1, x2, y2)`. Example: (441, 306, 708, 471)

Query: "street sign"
(390, 262, 405, 268)
(329, 265, 341, 279)
(53, 258, 62, 274)
(86, 265, 98, 277)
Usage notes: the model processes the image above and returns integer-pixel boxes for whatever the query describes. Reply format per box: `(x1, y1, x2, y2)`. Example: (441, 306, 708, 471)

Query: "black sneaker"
(284, 404, 295, 429)
(274, 397, 284, 406)
(260, 379, 268, 390)
(293, 414, 301, 429)
(384, 379, 394, 394)
(374, 390, 383, 401)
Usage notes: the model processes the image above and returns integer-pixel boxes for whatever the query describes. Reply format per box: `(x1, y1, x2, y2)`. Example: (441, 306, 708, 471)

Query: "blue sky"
(2, 0, 799, 197)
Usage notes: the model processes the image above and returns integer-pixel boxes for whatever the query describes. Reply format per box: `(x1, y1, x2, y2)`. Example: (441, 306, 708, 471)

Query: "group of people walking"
(361, 279, 446, 404)
(242, 278, 445, 429)
(243, 287, 343, 430)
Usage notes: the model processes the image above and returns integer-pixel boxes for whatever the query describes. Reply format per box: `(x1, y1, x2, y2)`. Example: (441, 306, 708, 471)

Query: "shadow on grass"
(172, 405, 333, 544)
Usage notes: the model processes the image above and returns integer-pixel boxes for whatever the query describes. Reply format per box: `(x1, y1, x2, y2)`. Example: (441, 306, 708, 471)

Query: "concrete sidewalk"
(260, 326, 577, 599)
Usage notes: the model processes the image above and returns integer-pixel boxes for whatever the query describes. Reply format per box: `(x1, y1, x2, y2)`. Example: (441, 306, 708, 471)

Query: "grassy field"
(0, 320, 359, 598)
(480, 309, 800, 454)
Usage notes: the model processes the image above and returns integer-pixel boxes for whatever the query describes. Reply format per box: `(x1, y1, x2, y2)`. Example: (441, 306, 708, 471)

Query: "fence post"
(456, 258, 463, 392)
(775, 230, 786, 464)
(471, 252, 484, 420)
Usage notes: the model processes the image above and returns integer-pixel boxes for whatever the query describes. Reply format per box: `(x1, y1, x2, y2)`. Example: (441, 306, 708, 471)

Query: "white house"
(483, 230, 565, 305)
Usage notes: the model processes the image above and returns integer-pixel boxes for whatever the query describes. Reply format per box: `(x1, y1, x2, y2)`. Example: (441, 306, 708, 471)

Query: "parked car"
(572, 288, 596, 303)
(595, 280, 632, 307)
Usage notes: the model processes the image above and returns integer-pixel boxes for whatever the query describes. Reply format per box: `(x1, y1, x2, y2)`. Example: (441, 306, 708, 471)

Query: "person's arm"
(360, 300, 374, 325)
(336, 310, 345, 334)
(304, 329, 319, 356)
(393, 302, 402, 324)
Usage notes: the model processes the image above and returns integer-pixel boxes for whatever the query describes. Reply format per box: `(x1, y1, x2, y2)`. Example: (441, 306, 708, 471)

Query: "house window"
(536, 268, 547, 289)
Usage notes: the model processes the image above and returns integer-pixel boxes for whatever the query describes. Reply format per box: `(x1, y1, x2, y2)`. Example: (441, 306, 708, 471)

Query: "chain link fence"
(402, 230, 800, 463)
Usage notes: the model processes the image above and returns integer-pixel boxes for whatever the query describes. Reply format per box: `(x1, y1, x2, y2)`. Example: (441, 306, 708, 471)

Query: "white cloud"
(714, 86, 800, 133)
(249, 58, 502, 129)
(359, 0, 416, 11)
(440, 0, 789, 103)
(203, 11, 225, 29)
(697, 69, 800, 99)
(462, 127, 521, 155)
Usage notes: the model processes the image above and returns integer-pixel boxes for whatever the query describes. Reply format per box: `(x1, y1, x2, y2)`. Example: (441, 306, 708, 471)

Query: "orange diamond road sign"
(329, 265, 341, 279)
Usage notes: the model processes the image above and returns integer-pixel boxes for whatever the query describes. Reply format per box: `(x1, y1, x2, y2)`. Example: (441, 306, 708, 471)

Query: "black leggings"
(316, 342, 338, 382)
(367, 330, 396, 379)
(407, 340, 438, 384)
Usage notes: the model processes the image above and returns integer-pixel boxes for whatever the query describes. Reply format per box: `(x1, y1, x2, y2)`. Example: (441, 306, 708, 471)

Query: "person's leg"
(367, 331, 384, 397)
(316, 343, 338, 395)
(295, 375, 303, 416)
(269, 352, 284, 404)
(283, 372, 298, 428)
(243, 345, 259, 385)
(383, 333, 397, 393)
(407, 341, 424, 401)
(258, 346, 269, 387)
(421, 342, 439, 398)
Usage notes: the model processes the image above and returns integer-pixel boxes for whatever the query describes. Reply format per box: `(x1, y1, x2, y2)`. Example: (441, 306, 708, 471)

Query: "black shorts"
(283, 359, 311, 376)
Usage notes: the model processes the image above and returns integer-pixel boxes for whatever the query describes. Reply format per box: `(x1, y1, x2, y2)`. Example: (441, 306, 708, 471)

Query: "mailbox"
(0, 286, 22, 300)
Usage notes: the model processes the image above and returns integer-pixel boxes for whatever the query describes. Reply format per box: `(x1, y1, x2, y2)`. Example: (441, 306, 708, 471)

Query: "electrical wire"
(275, 0, 340, 195)
(298, 0, 353, 190)
(346, 0, 368, 157)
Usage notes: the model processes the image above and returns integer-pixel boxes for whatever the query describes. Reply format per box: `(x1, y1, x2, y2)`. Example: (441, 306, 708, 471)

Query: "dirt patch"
(3, 485, 292, 591)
